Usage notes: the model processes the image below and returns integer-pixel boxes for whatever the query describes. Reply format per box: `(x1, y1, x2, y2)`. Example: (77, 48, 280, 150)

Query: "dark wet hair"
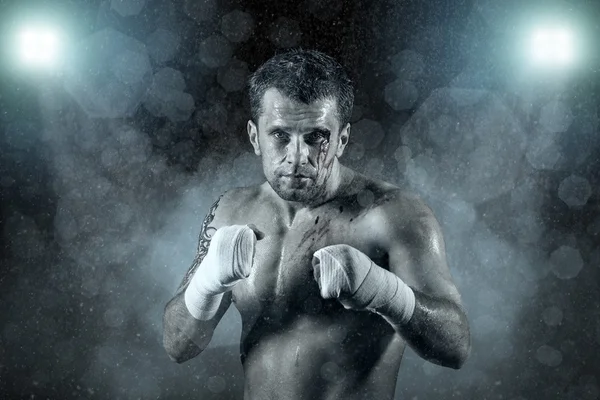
(248, 48, 354, 127)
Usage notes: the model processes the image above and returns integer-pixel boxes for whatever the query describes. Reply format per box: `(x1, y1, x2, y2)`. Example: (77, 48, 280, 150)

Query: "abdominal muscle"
(239, 310, 406, 400)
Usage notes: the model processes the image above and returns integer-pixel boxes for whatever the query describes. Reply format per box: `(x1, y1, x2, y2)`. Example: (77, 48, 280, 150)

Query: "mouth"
(282, 174, 310, 179)
(281, 174, 312, 187)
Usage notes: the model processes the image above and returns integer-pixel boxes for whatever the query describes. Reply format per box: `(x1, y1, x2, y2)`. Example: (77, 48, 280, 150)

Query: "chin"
(277, 190, 313, 203)
(269, 178, 321, 203)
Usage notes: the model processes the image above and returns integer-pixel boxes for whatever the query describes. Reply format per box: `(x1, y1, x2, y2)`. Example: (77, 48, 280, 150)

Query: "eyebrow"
(311, 128, 331, 138)
(268, 126, 331, 138)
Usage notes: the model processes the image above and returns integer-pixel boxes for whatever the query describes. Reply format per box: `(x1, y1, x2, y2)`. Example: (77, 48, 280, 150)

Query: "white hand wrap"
(184, 225, 256, 320)
(313, 244, 416, 325)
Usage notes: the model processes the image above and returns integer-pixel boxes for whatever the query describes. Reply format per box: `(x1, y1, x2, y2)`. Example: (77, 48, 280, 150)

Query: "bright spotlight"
(529, 26, 575, 67)
(17, 26, 62, 68)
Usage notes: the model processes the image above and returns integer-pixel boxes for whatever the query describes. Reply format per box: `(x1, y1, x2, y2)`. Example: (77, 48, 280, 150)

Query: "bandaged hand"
(312, 244, 416, 325)
(184, 225, 257, 320)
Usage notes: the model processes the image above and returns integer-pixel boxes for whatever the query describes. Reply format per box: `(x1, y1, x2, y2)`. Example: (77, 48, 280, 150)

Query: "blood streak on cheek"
(318, 140, 330, 170)
(315, 140, 330, 184)
(317, 140, 329, 182)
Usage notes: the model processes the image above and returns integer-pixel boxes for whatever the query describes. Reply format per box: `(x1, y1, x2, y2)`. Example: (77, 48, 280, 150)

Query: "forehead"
(258, 88, 340, 132)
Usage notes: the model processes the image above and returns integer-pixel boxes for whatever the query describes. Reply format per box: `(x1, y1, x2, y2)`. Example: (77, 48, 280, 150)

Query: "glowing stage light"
(16, 26, 62, 68)
(529, 26, 575, 67)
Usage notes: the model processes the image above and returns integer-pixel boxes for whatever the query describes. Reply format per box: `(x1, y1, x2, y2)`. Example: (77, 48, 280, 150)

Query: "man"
(163, 49, 470, 400)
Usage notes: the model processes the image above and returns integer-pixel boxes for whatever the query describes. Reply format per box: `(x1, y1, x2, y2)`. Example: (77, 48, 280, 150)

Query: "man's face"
(247, 88, 350, 203)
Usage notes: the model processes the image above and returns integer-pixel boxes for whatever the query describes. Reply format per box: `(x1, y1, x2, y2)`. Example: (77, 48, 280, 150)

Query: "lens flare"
(17, 26, 62, 68)
(529, 26, 575, 67)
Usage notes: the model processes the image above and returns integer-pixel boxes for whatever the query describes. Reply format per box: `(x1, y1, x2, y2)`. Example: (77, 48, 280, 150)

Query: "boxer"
(163, 49, 470, 400)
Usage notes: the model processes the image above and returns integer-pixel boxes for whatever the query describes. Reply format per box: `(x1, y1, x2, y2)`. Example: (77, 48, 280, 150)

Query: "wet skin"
(223, 177, 407, 400)
(173, 88, 467, 399)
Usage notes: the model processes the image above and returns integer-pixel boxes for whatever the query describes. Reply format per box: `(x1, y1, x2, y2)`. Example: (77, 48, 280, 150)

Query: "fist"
(200, 224, 262, 293)
(311, 244, 373, 308)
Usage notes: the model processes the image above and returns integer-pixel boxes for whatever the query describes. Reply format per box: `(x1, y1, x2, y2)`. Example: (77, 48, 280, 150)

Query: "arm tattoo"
(176, 195, 222, 294)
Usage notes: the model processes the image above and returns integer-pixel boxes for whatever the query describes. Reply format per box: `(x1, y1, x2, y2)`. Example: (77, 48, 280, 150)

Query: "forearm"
(162, 291, 226, 363)
(379, 290, 471, 369)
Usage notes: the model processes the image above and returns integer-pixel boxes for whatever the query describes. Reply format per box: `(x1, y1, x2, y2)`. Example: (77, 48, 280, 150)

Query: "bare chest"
(230, 209, 385, 321)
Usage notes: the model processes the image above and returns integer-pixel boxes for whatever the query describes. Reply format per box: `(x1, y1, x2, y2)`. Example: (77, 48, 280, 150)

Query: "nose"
(285, 137, 309, 167)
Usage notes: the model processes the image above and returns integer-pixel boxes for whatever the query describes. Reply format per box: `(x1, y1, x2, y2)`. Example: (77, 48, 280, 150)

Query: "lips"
(282, 174, 310, 179)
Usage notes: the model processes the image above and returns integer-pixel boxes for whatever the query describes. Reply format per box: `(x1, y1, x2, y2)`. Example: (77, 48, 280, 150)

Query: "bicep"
(386, 204, 463, 306)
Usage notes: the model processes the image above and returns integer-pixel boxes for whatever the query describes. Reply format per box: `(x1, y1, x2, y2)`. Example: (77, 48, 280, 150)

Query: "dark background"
(1, 0, 599, 399)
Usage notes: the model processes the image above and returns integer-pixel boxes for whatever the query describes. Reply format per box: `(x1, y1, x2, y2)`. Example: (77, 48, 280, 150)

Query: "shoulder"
(376, 189, 434, 222)
(204, 185, 262, 228)
(344, 170, 398, 204)
(221, 185, 261, 205)
(229, 184, 266, 210)
(359, 182, 441, 247)
(349, 171, 427, 218)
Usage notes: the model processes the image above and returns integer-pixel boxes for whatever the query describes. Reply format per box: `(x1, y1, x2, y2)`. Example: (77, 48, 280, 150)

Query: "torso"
(224, 173, 409, 400)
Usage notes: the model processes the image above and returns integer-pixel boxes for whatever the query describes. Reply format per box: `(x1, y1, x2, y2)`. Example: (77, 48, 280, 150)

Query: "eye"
(271, 130, 288, 141)
(305, 131, 325, 144)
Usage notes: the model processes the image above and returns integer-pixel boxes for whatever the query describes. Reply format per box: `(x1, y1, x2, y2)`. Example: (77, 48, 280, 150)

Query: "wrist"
(184, 281, 224, 320)
(372, 275, 416, 326)
(350, 263, 416, 325)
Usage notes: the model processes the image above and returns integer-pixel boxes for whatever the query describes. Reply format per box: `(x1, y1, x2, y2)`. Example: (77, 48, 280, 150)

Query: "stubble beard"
(268, 159, 335, 204)
(268, 173, 327, 203)
(266, 139, 336, 205)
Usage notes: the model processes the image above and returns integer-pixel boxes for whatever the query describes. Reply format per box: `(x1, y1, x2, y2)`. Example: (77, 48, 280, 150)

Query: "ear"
(336, 123, 351, 158)
(247, 120, 261, 156)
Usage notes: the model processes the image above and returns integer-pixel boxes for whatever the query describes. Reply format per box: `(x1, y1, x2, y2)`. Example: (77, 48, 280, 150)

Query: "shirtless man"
(163, 49, 471, 400)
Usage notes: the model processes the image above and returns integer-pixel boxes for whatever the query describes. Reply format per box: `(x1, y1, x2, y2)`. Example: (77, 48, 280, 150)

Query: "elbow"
(447, 312, 471, 370)
(163, 334, 201, 364)
(447, 348, 469, 370)
(162, 308, 203, 364)
(433, 348, 469, 370)
(165, 348, 184, 364)
(447, 336, 471, 370)
(430, 332, 471, 370)
(163, 334, 185, 364)
(166, 350, 190, 364)
(162, 314, 204, 364)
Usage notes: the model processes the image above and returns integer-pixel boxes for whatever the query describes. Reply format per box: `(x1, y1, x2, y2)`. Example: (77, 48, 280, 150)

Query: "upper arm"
(376, 192, 463, 306)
